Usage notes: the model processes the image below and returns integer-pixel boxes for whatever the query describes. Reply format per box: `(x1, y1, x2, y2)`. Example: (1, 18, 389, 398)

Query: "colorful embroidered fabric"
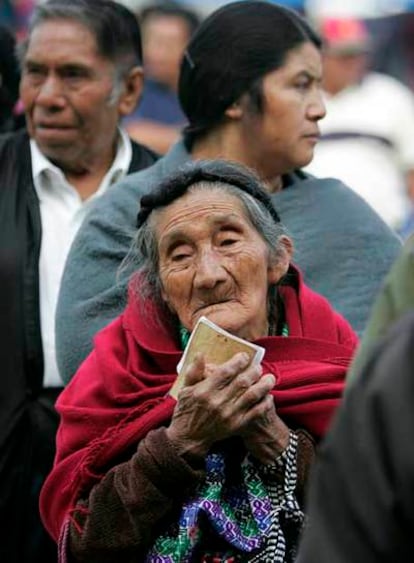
(250, 432, 303, 562)
(146, 432, 303, 562)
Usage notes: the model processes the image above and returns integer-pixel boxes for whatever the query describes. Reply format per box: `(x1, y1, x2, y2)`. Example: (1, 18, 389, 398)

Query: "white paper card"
(170, 316, 265, 399)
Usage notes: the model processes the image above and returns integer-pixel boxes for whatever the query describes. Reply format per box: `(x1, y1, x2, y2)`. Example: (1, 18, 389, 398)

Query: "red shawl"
(40, 267, 357, 541)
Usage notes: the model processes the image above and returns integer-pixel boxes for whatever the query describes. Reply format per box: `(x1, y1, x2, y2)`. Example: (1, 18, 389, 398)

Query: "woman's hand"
(166, 352, 276, 459)
(240, 396, 290, 465)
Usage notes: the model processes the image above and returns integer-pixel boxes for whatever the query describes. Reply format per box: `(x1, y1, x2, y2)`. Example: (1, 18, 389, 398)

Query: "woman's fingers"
(182, 353, 206, 386)
(183, 351, 252, 389)
(186, 359, 275, 423)
(206, 352, 254, 389)
(233, 372, 275, 408)
(171, 353, 278, 452)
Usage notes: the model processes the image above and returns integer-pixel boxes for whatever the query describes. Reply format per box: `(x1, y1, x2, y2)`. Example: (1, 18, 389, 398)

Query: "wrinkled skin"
(167, 353, 290, 465)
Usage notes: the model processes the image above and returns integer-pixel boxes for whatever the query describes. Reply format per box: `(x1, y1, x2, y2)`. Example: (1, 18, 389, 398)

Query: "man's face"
(156, 189, 288, 341)
(142, 15, 190, 89)
(322, 51, 368, 95)
(20, 19, 125, 172)
(238, 42, 326, 179)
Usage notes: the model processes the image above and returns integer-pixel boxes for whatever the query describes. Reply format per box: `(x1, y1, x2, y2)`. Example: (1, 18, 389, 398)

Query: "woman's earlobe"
(225, 101, 243, 120)
(281, 236, 294, 263)
(268, 236, 294, 284)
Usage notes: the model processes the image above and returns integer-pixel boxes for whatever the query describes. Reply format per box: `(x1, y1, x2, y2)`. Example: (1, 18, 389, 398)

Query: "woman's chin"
(195, 309, 250, 339)
(188, 303, 265, 340)
(190, 306, 237, 333)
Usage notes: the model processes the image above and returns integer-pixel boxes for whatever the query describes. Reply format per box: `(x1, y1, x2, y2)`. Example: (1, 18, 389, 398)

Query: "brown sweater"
(69, 428, 314, 562)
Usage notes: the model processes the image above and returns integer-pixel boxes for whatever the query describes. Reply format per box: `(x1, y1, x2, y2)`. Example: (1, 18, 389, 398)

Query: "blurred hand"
(166, 352, 275, 459)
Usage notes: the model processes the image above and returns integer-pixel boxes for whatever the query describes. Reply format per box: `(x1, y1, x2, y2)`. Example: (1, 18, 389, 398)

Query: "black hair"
(178, 0, 321, 146)
(136, 159, 281, 228)
(21, 0, 143, 72)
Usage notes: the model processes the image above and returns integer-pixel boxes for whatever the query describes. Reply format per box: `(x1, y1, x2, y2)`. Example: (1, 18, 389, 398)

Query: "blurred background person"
(124, 1, 201, 154)
(306, 16, 414, 233)
(399, 206, 414, 239)
(296, 308, 414, 563)
(0, 0, 35, 38)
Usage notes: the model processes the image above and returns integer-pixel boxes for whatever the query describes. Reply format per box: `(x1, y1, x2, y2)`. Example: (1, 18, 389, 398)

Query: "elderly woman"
(41, 161, 357, 562)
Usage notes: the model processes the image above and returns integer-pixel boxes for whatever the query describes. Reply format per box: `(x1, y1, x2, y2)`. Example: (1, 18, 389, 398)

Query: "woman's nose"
(308, 88, 326, 121)
(193, 250, 227, 289)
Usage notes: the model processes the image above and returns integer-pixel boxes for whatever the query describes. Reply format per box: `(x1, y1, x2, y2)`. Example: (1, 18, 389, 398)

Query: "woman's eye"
(220, 238, 237, 247)
(173, 255, 187, 262)
(171, 251, 191, 262)
(296, 79, 310, 90)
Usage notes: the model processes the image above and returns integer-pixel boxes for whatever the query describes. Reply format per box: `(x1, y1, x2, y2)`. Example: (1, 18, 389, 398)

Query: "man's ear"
(118, 66, 144, 116)
(268, 235, 294, 285)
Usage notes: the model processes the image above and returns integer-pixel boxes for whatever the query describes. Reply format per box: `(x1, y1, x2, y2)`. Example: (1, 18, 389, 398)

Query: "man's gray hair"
(18, 0, 143, 101)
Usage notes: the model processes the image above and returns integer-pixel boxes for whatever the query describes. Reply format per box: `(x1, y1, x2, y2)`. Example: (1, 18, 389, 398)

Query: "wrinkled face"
(239, 42, 326, 178)
(156, 189, 288, 341)
(20, 19, 124, 171)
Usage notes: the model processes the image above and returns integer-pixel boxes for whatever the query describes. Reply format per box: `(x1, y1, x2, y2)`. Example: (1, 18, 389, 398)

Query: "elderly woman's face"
(156, 189, 288, 341)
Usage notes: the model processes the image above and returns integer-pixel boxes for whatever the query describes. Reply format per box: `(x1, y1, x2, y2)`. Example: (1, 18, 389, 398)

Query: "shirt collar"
(31, 126, 132, 200)
(104, 126, 132, 189)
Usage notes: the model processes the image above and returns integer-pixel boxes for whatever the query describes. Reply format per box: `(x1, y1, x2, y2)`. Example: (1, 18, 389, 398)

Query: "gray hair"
(127, 180, 289, 313)
(18, 0, 143, 102)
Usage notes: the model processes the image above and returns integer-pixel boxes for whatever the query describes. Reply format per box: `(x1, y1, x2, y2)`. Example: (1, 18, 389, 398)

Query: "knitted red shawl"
(40, 268, 357, 542)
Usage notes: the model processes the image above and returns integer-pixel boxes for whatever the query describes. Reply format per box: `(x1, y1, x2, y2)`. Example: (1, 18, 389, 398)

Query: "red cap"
(320, 18, 371, 54)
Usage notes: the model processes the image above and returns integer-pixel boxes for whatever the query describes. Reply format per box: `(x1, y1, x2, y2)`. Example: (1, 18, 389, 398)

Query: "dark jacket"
(0, 129, 157, 562)
(297, 311, 414, 563)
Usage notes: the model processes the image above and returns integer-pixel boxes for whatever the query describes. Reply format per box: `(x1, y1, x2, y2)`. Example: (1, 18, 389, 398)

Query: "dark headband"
(136, 160, 281, 228)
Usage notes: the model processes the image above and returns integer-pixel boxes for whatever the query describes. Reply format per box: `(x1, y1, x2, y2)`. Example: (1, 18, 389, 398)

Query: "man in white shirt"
(306, 17, 414, 231)
(0, 1, 157, 561)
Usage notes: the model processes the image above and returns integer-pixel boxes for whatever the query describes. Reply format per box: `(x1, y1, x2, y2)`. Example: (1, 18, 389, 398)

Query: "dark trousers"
(0, 388, 62, 563)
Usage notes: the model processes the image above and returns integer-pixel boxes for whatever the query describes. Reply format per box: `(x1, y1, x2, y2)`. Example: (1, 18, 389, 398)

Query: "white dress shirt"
(31, 128, 132, 387)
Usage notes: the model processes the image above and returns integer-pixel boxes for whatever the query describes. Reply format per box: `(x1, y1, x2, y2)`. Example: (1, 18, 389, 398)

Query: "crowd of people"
(124, 2, 200, 154)
(306, 16, 414, 233)
(0, 0, 413, 562)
